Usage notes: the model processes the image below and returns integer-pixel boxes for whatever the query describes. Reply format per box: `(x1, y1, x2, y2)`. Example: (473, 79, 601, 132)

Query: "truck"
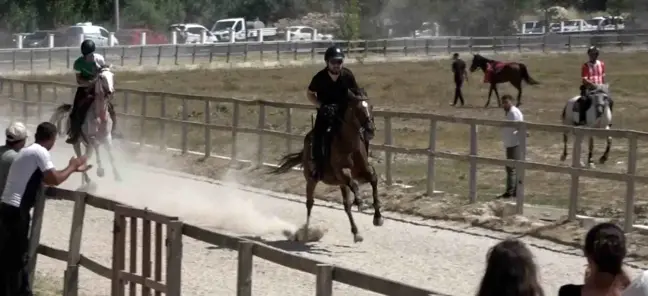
(211, 17, 278, 42)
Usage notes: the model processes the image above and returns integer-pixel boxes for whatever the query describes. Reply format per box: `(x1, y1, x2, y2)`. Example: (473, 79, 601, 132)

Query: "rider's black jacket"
(308, 67, 359, 106)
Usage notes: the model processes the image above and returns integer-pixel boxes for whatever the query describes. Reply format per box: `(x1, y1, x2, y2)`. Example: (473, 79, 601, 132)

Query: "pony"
(469, 54, 539, 107)
(270, 88, 383, 243)
(50, 65, 122, 185)
(560, 84, 613, 167)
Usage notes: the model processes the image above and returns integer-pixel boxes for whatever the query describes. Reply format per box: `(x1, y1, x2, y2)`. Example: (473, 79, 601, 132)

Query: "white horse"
(50, 66, 122, 185)
(560, 84, 613, 168)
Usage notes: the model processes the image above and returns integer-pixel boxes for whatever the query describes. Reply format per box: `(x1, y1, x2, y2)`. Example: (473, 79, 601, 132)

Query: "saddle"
(483, 62, 507, 83)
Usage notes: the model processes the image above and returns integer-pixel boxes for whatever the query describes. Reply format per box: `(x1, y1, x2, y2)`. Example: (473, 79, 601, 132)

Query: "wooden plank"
(85, 194, 119, 211)
(333, 266, 446, 296)
(27, 188, 46, 288)
(165, 221, 183, 296)
(142, 218, 152, 296)
(129, 217, 138, 296)
(315, 264, 333, 296)
(112, 206, 127, 296)
(116, 205, 178, 224)
(79, 255, 112, 279)
(253, 243, 319, 274)
(63, 192, 88, 296)
(119, 271, 167, 293)
(182, 224, 239, 250)
(237, 241, 254, 296)
(154, 222, 163, 296)
(38, 244, 68, 261)
(625, 135, 638, 232)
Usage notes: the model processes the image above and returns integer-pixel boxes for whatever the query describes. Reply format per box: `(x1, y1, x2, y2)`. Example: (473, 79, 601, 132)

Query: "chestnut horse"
(469, 54, 540, 107)
(270, 88, 383, 243)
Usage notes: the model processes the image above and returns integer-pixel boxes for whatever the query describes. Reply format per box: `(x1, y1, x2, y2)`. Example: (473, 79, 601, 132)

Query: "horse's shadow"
(206, 235, 333, 256)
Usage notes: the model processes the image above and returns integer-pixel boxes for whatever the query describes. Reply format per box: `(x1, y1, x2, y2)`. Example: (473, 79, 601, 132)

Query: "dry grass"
(15, 50, 648, 224)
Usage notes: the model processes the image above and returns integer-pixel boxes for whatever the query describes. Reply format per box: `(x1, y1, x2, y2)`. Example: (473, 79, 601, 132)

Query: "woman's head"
(584, 222, 626, 275)
(476, 239, 544, 296)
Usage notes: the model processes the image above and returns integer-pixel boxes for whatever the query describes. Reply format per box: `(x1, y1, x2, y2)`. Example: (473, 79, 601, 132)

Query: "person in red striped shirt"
(576, 46, 613, 125)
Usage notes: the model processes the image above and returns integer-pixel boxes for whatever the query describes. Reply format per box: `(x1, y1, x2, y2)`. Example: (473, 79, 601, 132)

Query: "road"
(10, 127, 643, 295)
(1, 34, 646, 74)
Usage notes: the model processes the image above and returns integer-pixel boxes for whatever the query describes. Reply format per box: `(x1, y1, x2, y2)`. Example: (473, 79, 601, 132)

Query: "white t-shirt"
(0, 143, 55, 209)
(501, 106, 524, 148)
(623, 270, 648, 296)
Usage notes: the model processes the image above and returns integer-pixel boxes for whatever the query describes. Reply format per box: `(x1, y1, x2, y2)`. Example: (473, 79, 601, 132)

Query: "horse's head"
(347, 88, 373, 129)
(469, 54, 488, 72)
(92, 66, 115, 100)
(586, 83, 610, 118)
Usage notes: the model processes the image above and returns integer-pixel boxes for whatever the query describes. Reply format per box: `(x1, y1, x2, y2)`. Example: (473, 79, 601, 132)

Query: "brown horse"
(469, 54, 539, 107)
(270, 88, 383, 243)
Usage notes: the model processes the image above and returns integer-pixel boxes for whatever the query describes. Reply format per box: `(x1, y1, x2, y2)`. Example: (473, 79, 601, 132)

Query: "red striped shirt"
(582, 60, 605, 84)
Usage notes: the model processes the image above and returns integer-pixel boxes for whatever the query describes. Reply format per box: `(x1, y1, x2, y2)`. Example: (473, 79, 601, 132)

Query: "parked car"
(285, 25, 333, 40)
(23, 30, 55, 48)
(211, 18, 278, 42)
(115, 29, 168, 45)
(169, 23, 217, 43)
(55, 22, 119, 47)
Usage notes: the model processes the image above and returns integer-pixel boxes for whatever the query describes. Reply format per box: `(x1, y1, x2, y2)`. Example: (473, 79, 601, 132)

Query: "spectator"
(499, 95, 524, 199)
(558, 222, 630, 296)
(0, 122, 28, 195)
(0, 122, 91, 296)
(451, 53, 468, 106)
(476, 238, 545, 296)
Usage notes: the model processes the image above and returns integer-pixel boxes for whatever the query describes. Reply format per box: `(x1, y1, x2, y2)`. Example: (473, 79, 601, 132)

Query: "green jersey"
(73, 53, 106, 80)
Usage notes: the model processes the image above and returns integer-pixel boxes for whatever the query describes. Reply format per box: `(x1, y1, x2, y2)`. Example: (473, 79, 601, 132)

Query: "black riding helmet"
(587, 46, 599, 57)
(324, 46, 344, 62)
(81, 39, 96, 56)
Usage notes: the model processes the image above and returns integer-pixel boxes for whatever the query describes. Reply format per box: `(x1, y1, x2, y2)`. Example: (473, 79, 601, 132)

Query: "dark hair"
(502, 95, 514, 102)
(476, 239, 544, 296)
(453, 53, 459, 58)
(584, 222, 626, 275)
(34, 122, 57, 142)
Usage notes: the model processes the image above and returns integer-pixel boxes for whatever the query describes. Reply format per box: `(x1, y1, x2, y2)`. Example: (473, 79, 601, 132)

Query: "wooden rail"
(1, 77, 647, 233)
(27, 187, 446, 295)
(2, 33, 648, 72)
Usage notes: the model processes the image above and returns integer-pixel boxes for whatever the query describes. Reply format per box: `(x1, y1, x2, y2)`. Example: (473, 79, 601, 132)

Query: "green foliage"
(339, 0, 361, 39)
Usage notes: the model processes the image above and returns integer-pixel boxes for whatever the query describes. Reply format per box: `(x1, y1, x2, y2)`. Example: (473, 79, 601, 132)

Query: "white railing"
(1, 78, 646, 233)
(1, 33, 647, 73)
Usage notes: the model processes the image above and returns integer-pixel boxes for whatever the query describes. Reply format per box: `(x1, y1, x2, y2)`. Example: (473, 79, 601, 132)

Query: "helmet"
(324, 46, 344, 62)
(587, 46, 599, 56)
(81, 39, 95, 56)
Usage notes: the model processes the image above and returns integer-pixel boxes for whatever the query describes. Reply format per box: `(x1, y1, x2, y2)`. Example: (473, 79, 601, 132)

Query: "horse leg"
(368, 165, 383, 226)
(485, 85, 494, 108)
(587, 136, 595, 168)
(600, 134, 612, 165)
(492, 84, 502, 107)
(90, 140, 105, 178)
(73, 142, 90, 185)
(297, 178, 317, 242)
(514, 82, 522, 106)
(340, 185, 362, 243)
(102, 134, 122, 182)
(560, 133, 569, 161)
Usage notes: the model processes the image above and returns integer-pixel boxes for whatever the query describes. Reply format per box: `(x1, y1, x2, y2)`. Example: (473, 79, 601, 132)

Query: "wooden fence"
(27, 186, 445, 295)
(1, 78, 647, 232)
(2, 33, 648, 72)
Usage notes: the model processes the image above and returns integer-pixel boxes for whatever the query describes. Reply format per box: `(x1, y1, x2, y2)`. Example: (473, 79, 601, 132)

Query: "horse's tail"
(49, 103, 72, 136)
(269, 150, 303, 174)
(519, 64, 539, 85)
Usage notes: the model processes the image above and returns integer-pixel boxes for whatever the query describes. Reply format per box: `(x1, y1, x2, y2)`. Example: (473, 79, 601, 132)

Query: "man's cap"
(6, 122, 28, 142)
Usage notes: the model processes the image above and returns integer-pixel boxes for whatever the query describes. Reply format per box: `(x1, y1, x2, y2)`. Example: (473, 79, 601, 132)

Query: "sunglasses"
(329, 59, 343, 65)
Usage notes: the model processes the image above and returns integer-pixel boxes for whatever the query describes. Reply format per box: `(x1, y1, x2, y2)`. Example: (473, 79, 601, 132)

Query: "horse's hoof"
(97, 168, 105, 178)
(353, 198, 365, 212)
(373, 216, 384, 227)
(560, 154, 567, 162)
(599, 157, 608, 164)
(587, 162, 596, 169)
(353, 234, 364, 243)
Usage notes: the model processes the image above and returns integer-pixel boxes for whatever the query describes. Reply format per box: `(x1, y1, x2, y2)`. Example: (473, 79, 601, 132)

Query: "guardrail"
(1, 34, 647, 73)
(1, 78, 646, 233)
(26, 186, 445, 295)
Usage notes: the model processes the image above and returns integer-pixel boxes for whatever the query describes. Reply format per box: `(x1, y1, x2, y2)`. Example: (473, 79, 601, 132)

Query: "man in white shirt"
(499, 95, 524, 199)
(0, 122, 91, 296)
(0, 122, 28, 196)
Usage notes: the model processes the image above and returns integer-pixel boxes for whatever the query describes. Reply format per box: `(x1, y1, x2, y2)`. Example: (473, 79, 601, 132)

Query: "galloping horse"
(560, 84, 613, 168)
(50, 66, 122, 185)
(469, 54, 540, 107)
(270, 88, 383, 243)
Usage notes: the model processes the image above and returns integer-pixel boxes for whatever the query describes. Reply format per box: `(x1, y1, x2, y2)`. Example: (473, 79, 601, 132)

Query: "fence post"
(542, 35, 546, 53)
(625, 134, 638, 232)
(157, 46, 162, 65)
(63, 192, 88, 296)
(427, 120, 437, 196)
(236, 241, 254, 296)
(517, 37, 521, 53)
(191, 45, 197, 64)
(567, 35, 572, 52)
(316, 264, 334, 296)
(121, 47, 126, 66)
(227, 44, 231, 63)
(36, 84, 43, 121)
(141, 217, 152, 296)
(174, 45, 179, 65)
(111, 207, 127, 296)
(492, 37, 497, 53)
(22, 83, 28, 122)
(568, 130, 584, 220)
(204, 100, 212, 157)
(159, 94, 167, 150)
(515, 123, 527, 215)
(468, 123, 478, 203)
(27, 189, 46, 289)
(181, 98, 188, 154)
(276, 42, 280, 62)
(231, 102, 240, 161)
(166, 220, 183, 296)
(256, 103, 266, 166)
(384, 116, 393, 185)
(285, 107, 292, 152)
(139, 94, 147, 146)
(244, 43, 249, 62)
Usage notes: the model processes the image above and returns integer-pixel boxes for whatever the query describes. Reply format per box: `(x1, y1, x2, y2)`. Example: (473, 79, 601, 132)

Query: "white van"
(58, 22, 119, 47)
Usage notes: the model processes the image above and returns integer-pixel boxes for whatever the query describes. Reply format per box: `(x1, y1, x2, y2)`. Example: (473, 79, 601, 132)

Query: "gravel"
(30, 142, 646, 296)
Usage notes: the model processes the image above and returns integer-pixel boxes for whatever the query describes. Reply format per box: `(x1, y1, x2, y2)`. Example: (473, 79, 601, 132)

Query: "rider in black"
(306, 46, 369, 179)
